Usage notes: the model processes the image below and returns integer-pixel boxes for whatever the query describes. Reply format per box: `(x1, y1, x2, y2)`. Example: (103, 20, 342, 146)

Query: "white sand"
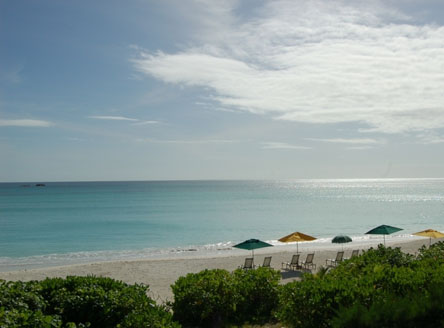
(0, 238, 438, 303)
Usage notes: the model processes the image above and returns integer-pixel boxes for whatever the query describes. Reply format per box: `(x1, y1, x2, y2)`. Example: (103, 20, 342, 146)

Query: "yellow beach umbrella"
(413, 229, 444, 246)
(279, 231, 316, 253)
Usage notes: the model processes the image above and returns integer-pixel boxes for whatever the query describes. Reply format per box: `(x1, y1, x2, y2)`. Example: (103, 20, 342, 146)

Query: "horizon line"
(2, 177, 444, 184)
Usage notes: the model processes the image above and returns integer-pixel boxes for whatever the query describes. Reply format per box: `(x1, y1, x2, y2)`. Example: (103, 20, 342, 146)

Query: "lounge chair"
(344, 249, 359, 260)
(281, 254, 300, 271)
(326, 251, 344, 267)
(239, 257, 254, 269)
(301, 253, 316, 271)
(259, 256, 272, 268)
(350, 249, 359, 257)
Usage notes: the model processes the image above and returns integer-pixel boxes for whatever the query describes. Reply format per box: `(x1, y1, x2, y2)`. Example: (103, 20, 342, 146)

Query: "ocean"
(1, 179, 443, 271)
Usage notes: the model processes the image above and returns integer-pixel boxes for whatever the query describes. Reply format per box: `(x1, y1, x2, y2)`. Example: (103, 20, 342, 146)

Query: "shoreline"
(0, 233, 428, 271)
(0, 237, 439, 303)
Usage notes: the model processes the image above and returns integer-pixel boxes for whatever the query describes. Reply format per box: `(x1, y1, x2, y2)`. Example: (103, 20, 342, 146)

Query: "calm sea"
(1, 179, 443, 270)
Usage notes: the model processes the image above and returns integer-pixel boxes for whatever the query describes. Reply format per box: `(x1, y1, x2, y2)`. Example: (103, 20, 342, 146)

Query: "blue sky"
(1, 0, 444, 182)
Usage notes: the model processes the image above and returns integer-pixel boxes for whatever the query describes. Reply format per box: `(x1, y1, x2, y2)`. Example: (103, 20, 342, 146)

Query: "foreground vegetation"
(2, 242, 444, 327)
(0, 276, 178, 327)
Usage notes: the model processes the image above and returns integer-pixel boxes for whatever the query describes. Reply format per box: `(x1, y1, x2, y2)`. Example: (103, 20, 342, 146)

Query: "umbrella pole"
(430, 237, 432, 247)
(297, 242, 299, 253)
(383, 235, 386, 246)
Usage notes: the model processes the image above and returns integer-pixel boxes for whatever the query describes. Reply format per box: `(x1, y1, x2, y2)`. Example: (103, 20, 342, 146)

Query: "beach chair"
(239, 257, 254, 270)
(326, 251, 344, 267)
(281, 254, 300, 271)
(259, 256, 272, 268)
(345, 249, 359, 260)
(301, 253, 316, 271)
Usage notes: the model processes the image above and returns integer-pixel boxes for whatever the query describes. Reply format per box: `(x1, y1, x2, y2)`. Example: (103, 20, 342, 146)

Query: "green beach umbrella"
(366, 225, 403, 246)
(332, 234, 352, 251)
(234, 239, 273, 262)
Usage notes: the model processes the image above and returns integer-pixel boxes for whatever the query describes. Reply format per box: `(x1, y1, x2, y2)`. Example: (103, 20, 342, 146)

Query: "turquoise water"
(1, 179, 443, 270)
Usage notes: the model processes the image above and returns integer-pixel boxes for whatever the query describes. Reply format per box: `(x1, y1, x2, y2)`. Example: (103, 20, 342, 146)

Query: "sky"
(1, 0, 444, 182)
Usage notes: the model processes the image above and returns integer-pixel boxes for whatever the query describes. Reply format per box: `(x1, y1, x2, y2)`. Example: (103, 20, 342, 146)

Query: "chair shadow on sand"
(280, 269, 304, 280)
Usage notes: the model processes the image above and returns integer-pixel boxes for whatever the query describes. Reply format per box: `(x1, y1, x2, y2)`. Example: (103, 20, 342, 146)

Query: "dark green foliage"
(0, 280, 61, 327)
(232, 267, 281, 324)
(0, 307, 62, 328)
(171, 268, 281, 327)
(171, 269, 236, 327)
(0, 276, 179, 328)
(417, 241, 444, 265)
(332, 284, 444, 328)
(276, 244, 444, 328)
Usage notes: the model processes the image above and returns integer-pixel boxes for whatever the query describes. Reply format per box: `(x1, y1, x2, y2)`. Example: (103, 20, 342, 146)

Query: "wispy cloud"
(346, 146, 375, 150)
(0, 119, 53, 127)
(88, 116, 139, 121)
(136, 138, 236, 144)
(262, 142, 311, 150)
(132, 120, 160, 125)
(88, 116, 159, 125)
(305, 138, 384, 145)
(416, 133, 444, 144)
(133, 0, 444, 135)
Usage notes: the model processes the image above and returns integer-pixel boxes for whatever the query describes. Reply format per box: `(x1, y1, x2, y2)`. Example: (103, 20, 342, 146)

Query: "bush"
(171, 267, 281, 327)
(332, 284, 444, 328)
(171, 269, 235, 327)
(0, 276, 179, 328)
(277, 273, 370, 328)
(0, 307, 62, 328)
(0, 280, 61, 327)
(276, 245, 444, 328)
(233, 267, 281, 324)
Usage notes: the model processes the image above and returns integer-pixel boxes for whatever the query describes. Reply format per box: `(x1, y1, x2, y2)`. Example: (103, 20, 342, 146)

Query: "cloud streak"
(89, 116, 139, 121)
(305, 137, 384, 145)
(262, 142, 311, 150)
(133, 0, 444, 135)
(89, 116, 159, 125)
(0, 119, 53, 127)
(136, 138, 236, 144)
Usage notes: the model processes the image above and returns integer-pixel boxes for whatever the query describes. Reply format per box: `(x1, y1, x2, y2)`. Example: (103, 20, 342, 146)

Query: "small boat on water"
(35, 183, 46, 187)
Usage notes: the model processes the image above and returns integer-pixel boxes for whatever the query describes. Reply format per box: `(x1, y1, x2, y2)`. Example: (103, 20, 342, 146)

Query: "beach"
(0, 238, 436, 303)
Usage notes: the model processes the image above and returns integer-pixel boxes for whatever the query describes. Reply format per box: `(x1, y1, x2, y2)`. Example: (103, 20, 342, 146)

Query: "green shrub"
(276, 245, 444, 328)
(0, 307, 62, 328)
(277, 273, 371, 328)
(0, 276, 178, 328)
(232, 267, 281, 324)
(39, 276, 178, 328)
(417, 241, 444, 265)
(0, 280, 62, 327)
(171, 267, 281, 327)
(332, 284, 444, 328)
(171, 269, 235, 327)
(0, 280, 45, 312)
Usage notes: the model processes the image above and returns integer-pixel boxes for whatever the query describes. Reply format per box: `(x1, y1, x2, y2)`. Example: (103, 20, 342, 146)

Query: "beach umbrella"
(233, 239, 272, 262)
(365, 224, 402, 246)
(279, 231, 316, 253)
(332, 234, 352, 251)
(413, 229, 444, 247)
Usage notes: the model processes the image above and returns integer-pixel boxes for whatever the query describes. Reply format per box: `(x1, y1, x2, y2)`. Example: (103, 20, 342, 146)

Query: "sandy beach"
(1, 237, 438, 303)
